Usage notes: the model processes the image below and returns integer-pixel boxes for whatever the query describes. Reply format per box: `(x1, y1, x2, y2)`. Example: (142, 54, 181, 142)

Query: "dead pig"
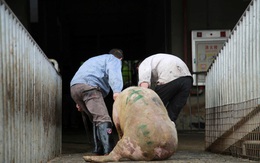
(83, 86, 178, 162)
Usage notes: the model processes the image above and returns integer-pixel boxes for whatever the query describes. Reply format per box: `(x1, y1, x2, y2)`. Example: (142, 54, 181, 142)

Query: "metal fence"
(205, 0, 260, 160)
(0, 1, 62, 162)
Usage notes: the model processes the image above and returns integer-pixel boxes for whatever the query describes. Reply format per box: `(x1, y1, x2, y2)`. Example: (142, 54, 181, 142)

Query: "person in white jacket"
(138, 53, 193, 123)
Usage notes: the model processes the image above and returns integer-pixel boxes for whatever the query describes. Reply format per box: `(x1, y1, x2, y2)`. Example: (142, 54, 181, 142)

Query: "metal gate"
(205, 0, 260, 160)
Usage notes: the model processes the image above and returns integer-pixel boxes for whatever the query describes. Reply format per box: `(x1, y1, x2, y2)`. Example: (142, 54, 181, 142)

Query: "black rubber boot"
(97, 122, 115, 155)
(92, 123, 104, 155)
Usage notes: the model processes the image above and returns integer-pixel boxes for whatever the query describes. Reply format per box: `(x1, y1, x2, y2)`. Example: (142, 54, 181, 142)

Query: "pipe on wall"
(183, 0, 189, 67)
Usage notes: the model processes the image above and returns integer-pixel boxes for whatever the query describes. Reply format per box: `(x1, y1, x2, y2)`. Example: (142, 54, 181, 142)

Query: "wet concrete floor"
(48, 128, 257, 163)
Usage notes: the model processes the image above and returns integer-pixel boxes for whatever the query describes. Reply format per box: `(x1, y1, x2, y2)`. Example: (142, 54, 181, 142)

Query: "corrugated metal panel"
(205, 0, 260, 160)
(0, 1, 62, 162)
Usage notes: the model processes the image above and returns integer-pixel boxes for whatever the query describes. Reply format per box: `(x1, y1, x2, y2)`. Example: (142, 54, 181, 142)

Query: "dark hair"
(109, 48, 123, 59)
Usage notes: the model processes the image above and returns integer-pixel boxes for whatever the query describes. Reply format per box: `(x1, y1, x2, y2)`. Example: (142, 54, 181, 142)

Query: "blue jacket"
(70, 54, 123, 97)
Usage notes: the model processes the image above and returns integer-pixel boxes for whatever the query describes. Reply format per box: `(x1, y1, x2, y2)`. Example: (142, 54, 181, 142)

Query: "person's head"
(109, 48, 123, 60)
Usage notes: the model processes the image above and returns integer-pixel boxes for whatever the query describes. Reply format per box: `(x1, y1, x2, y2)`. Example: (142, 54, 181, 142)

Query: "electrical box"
(191, 30, 230, 86)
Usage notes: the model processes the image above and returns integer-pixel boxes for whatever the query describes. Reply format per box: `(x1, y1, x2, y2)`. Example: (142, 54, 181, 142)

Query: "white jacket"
(138, 53, 192, 87)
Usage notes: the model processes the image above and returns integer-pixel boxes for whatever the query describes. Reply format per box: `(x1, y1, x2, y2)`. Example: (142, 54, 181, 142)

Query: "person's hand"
(139, 82, 149, 88)
(76, 104, 83, 112)
(113, 92, 120, 100)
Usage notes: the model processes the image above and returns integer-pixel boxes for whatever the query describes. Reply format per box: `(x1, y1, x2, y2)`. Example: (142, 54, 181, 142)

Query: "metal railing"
(205, 0, 260, 160)
(0, 1, 62, 162)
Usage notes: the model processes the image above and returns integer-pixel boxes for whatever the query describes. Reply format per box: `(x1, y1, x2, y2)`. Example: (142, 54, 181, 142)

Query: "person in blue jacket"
(70, 49, 124, 155)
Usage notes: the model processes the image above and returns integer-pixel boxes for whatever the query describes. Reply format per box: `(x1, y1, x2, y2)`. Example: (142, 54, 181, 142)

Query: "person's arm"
(107, 57, 123, 99)
(138, 60, 151, 88)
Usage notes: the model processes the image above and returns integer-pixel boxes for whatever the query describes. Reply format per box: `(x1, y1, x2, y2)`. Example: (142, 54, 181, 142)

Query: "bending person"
(70, 49, 124, 155)
(138, 53, 193, 123)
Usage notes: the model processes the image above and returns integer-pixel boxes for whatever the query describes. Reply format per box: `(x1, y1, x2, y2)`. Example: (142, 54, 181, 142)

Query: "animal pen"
(205, 0, 260, 161)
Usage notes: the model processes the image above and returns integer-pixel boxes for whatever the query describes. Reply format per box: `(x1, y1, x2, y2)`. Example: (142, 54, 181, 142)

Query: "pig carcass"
(83, 86, 178, 162)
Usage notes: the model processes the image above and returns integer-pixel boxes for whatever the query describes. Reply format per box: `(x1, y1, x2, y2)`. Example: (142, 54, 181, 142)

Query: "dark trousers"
(154, 76, 193, 123)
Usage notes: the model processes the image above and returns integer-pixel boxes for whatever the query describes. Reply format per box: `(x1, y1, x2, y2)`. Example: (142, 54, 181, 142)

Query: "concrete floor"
(48, 128, 257, 163)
